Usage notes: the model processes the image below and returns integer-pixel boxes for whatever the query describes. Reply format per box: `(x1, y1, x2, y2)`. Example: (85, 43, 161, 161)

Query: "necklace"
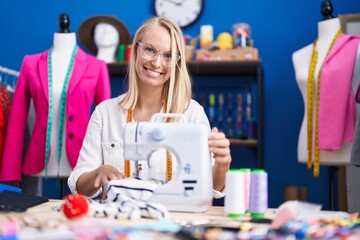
(307, 29, 341, 176)
(125, 102, 173, 182)
(45, 45, 78, 178)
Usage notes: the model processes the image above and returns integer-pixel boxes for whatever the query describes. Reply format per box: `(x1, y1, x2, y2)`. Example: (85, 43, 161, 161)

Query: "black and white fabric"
(53, 177, 169, 220)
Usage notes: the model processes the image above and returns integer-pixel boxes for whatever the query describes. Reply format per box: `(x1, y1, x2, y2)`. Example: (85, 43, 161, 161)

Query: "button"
(151, 127, 167, 141)
(69, 116, 73, 121)
(68, 133, 73, 139)
(184, 163, 191, 174)
(184, 189, 194, 197)
(111, 143, 115, 148)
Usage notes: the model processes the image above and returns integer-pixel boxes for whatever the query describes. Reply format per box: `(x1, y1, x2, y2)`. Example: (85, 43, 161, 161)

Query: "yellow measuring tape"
(125, 104, 173, 182)
(307, 29, 342, 176)
(165, 117, 172, 182)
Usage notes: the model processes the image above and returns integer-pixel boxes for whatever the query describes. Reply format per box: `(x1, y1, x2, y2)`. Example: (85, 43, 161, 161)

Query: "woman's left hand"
(209, 127, 231, 192)
(208, 127, 232, 167)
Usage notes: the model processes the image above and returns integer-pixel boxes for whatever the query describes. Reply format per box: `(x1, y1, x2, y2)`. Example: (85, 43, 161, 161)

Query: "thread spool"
(247, 117, 256, 140)
(249, 169, 268, 219)
(240, 168, 251, 211)
(117, 44, 125, 62)
(224, 169, 245, 218)
(125, 44, 132, 62)
(0, 222, 19, 236)
(200, 25, 213, 49)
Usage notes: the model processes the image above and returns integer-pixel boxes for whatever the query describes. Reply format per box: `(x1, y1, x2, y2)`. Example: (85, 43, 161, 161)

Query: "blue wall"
(0, 0, 359, 209)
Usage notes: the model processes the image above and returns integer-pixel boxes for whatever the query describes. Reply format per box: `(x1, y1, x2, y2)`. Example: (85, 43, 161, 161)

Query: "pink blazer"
(0, 48, 111, 181)
(318, 34, 360, 150)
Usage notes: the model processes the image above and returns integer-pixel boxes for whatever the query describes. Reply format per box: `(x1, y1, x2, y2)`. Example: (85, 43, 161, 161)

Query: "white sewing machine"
(123, 113, 213, 212)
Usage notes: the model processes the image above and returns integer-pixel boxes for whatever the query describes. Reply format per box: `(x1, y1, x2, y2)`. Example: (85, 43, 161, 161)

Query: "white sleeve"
(213, 189, 225, 199)
(67, 106, 104, 198)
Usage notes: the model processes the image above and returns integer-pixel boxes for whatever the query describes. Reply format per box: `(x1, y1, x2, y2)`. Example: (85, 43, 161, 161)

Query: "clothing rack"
(0, 66, 20, 77)
(0, 66, 20, 92)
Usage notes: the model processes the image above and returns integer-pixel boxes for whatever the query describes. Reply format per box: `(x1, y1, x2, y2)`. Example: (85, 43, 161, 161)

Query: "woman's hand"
(93, 165, 124, 188)
(209, 127, 232, 167)
(209, 127, 231, 192)
(77, 164, 124, 197)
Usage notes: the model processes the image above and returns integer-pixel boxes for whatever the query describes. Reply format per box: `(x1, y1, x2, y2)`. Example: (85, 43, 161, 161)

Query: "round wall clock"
(154, 0, 204, 28)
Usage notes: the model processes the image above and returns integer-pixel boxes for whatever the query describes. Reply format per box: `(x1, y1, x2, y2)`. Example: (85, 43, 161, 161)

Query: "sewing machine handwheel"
(152, 127, 167, 141)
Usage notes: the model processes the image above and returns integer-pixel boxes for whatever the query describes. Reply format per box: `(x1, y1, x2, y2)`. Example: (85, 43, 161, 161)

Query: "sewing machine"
(123, 113, 213, 212)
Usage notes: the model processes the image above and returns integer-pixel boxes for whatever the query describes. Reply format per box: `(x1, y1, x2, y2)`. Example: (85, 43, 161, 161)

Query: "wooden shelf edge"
(108, 60, 262, 77)
(230, 138, 257, 146)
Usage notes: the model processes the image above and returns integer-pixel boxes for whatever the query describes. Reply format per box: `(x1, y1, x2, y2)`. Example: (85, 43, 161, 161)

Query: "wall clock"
(154, 0, 204, 28)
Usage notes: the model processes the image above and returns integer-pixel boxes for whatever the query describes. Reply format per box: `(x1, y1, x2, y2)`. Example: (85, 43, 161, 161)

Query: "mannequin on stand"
(0, 14, 111, 197)
(292, 4, 354, 169)
(34, 13, 76, 179)
(20, 14, 76, 196)
(292, 0, 360, 209)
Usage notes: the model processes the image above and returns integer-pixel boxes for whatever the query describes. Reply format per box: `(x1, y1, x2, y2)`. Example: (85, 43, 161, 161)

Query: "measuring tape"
(307, 29, 342, 176)
(126, 106, 172, 182)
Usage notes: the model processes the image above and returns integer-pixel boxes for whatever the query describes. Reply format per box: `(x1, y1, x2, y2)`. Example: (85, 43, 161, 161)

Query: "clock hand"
(162, 0, 182, 6)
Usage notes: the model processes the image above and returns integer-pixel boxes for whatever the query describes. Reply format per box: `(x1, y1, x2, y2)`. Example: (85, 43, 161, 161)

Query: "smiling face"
(135, 25, 172, 90)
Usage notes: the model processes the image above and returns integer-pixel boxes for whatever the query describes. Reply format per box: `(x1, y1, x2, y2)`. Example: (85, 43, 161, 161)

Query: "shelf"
(107, 60, 262, 77)
(187, 60, 262, 76)
(230, 139, 257, 147)
(107, 60, 264, 169)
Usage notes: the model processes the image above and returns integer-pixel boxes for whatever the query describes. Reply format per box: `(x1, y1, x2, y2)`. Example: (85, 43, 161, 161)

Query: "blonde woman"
(68, 16, 231, 199)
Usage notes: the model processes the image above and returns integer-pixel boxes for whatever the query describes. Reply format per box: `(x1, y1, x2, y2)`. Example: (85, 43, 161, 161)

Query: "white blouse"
(68, 94, 224, 198)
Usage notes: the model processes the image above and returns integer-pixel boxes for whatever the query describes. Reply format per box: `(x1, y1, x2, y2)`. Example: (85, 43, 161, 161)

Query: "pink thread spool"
(125, 44, 131, 62)
(240, 168, 251, 211)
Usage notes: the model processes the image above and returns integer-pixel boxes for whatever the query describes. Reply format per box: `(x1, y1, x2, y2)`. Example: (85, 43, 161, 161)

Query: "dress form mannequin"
(292, 8, 353, 166)
(35, 13, 76, 178)
(94, 22, 119, 63)
(0, 13, 111, 193)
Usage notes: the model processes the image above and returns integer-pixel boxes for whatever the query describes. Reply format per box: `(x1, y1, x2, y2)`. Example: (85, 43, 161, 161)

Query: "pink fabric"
(318, 34, 360, 150)
(0, 48, 111, 181)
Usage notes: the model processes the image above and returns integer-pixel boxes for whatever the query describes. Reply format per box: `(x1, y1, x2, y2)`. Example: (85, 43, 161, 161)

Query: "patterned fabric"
(0, 87, 12, 124)
(54, 177, 169, 220)
(0, 87, 12, 162)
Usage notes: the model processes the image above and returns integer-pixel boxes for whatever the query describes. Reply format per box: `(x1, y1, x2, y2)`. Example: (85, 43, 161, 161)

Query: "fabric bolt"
(0, 48, 111, 181)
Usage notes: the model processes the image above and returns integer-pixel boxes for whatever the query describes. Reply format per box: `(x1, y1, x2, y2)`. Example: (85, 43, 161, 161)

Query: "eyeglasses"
(137, 42, 181, 67)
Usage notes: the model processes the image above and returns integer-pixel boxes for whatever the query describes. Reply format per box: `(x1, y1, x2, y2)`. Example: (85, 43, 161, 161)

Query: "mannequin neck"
(97, 47, 117, 63)
(53, 32, 76, 52)
(317, 17, 341, 41)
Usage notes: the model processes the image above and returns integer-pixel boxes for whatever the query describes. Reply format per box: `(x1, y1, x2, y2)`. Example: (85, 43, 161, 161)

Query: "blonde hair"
(119, 16, 192, 119)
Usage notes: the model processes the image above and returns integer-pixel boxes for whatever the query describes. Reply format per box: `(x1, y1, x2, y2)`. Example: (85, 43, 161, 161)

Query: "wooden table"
(1, 201, 357, 239)
(0, 200, 275, 239)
